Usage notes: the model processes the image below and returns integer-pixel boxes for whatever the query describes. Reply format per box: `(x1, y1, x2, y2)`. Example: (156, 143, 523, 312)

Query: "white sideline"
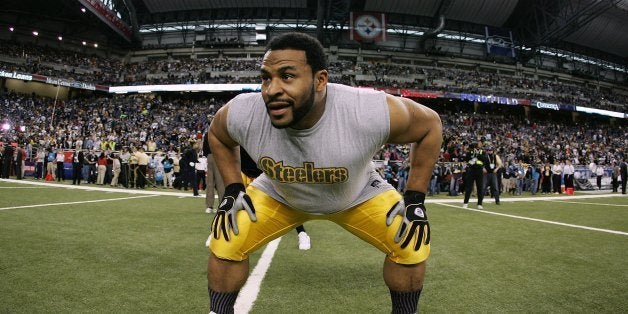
(0, 178, 202, 197)
(0, 195, 158, 211)
(234, 238, 282, 314)
(434, 202, 628, 236)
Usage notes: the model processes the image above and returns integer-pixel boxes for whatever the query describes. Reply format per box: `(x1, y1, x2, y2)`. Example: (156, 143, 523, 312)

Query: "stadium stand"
(0, 0, 626, 192)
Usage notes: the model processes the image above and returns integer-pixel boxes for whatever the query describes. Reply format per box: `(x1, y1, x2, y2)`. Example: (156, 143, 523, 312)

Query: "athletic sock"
(390, 289, 422, 314)
(209, 289, 239, 314)
(295, 224, 306, 233)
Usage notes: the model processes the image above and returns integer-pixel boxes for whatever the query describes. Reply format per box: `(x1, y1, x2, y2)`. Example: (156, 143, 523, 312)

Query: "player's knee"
(209, 211, 254, 261)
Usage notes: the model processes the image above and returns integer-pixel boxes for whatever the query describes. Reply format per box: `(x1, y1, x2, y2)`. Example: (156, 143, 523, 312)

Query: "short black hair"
(265, 32, 327, 73)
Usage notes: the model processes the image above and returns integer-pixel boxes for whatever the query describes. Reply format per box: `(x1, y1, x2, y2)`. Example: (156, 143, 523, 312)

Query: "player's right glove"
(212, 183, 257, 241)
(386, 190, 430, 251)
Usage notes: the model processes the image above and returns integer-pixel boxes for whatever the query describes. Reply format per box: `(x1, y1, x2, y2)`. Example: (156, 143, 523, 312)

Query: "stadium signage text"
(401, 90, 442, 98)
(0, 70, 33, 81)
(535, 101, 560, 111)
(460, 93, 519, 105)
(45, 77, 96, 90)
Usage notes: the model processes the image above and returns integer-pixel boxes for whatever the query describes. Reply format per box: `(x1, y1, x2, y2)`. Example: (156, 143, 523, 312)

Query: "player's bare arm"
(208, 103, 243, 186)
(387, 95, 443, 193)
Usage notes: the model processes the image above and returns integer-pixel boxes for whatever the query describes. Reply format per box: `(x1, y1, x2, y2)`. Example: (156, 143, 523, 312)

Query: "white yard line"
(234, 238, 282, 314)
(0, 195, 159, 211)
(547, 200, 628, 207)
(433, 202, 628, 236)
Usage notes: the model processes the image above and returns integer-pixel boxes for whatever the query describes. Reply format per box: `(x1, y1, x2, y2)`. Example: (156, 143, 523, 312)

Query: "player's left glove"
(386, 190, 430, 251)
(212, 183, 257, 241)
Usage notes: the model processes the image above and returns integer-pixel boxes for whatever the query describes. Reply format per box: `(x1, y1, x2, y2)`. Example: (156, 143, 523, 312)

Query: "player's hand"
(386, 190, 430, 251)
(212, 183, 257, 241)
(189, 162, 194, 167)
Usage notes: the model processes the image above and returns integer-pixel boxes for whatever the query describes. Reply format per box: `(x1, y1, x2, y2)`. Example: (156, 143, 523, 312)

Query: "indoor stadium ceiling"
(132, 0, 628, 59)
(1, 0, 628, 60)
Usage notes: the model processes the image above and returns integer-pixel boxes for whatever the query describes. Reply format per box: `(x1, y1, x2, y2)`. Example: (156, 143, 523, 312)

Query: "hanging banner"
(350, 12, 386, 42)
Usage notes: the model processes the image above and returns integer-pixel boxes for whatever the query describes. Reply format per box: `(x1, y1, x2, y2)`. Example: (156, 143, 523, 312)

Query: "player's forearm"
(208, 131, 242, 186)
(405, 125, 442, 193)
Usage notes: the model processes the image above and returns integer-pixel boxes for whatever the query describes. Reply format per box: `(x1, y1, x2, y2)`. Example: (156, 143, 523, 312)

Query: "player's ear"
(314, 69, 328, 92)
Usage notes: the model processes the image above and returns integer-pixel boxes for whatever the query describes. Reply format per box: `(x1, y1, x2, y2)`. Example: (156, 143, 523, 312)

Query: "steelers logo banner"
(350, 12, 387, 42)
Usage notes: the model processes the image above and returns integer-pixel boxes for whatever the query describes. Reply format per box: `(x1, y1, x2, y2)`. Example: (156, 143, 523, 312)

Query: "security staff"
(463, 142, 488, 209)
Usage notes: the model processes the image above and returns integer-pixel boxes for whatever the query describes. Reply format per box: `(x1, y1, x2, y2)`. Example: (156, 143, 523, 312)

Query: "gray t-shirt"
(227, 83, 395, 214)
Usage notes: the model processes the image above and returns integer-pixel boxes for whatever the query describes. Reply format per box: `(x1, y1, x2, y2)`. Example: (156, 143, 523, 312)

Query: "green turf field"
(1, 179, 627, 313)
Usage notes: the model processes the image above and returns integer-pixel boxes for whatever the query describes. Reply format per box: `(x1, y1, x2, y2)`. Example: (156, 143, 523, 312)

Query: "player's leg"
(463, 172, 473, 207)
(329, 189, 428, 313)
(207, 186, 307, 313)
(384, 258, 426, 312)
(475, 171, 484, 208)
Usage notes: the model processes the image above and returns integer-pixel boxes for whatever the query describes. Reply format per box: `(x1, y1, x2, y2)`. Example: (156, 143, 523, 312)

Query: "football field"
(1, 179, 627, 313)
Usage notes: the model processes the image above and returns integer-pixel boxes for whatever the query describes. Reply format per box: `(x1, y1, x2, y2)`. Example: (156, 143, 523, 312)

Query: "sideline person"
(206, 32, 442, 313)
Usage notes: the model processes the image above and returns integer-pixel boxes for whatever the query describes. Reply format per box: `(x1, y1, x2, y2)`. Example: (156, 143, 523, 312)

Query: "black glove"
(212, 183, 257, 241)
(386, 190, 430, 251)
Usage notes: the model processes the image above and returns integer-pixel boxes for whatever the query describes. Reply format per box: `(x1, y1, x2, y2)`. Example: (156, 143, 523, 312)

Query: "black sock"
(390, 289, 422, 314)
(209, 289, 239, 314)
(296, 225, 306, 233)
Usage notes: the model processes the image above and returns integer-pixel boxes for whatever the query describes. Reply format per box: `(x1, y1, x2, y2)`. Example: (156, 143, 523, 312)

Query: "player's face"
(260, 49, 326, 129)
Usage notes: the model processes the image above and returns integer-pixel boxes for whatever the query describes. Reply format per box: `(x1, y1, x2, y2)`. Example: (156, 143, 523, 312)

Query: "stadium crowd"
(0, 39, 626, 113)
(1, 91, 626, 194)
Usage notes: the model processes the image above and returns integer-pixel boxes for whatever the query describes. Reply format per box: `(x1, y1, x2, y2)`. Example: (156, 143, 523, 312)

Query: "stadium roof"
(1, 0, 628, 61)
